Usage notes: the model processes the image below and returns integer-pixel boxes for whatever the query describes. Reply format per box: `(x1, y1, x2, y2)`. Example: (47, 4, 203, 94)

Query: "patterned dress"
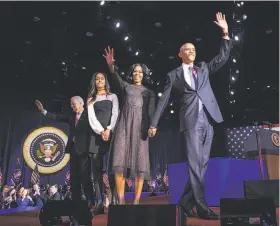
(108, 68, 155, 180)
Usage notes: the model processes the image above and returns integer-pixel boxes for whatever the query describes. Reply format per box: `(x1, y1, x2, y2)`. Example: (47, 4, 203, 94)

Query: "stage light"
(100, 1, 105, 6)
(158, 93, 162, 97)
(233, 12, 247, 23)
(231, 76, 236, 82)
(230, 90, 235, 95)
(170, 110, 174, 114)
(86, 32, 93, 37)
(33, 16, 40, 22)
(61, 61, 66, 65)
(124, 36, 129, 41)
(247, 87, 250, 90)
(232, 58, 237, 63)
(135, 51, 139, 56)
(267, 85, 270, 88)
(116, 22, 120, 28)
(81, 67, 86, 70)
(169, 102, 173, 106)
(154, 22, 162, 28)
(234, 36, 239, 41)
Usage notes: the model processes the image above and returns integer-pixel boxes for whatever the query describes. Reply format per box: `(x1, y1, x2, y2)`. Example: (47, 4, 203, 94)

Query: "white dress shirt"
(182, 63, 203, 111)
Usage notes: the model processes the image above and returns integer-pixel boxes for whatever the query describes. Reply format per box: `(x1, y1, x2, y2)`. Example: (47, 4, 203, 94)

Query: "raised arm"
(149, 74, 173, 137)
(106, 94, 119, 131)
(207, 12, 232, 75)
(103, 46, 126, 90)
(87, 102, 105, 135)
(35, 100, 69, 122)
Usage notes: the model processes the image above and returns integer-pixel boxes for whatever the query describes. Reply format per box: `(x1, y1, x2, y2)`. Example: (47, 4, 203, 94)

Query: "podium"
(243, 127, 279, 206)
(244, 127, 279, 179)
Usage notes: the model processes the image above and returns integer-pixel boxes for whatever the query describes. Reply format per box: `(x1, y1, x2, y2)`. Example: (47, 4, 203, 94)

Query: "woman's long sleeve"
(88, 104, 104, 134)
(107, 94, 119, 131)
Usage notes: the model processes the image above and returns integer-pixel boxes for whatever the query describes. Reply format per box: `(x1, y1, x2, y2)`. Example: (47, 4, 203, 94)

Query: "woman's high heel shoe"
(133, 199, 139, 205)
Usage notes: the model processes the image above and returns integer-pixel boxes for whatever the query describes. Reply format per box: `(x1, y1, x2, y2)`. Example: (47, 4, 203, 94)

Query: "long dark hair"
(126, 63, 153, 85)
(87, 72, 111, 101)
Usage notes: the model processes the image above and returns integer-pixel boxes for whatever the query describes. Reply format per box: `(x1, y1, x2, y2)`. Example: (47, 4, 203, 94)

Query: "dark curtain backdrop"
(0, 110, 70, 188)
(0, 109, 228, 187)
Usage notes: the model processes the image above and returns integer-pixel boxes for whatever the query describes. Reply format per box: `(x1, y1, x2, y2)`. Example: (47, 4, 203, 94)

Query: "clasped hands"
(101, 129, 111, 141)
(148, 127, 157, 137)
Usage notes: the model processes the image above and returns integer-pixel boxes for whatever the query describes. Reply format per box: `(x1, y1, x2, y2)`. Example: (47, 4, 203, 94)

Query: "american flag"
(147, 180, 153, 186)
(0, 168, 2, 185)
(103, 172, 109, 188)
(226, 125, 266, 159)
(126, 178, 132, 188)
(30, 164, 40, 185)
(163, 169, 169, 186)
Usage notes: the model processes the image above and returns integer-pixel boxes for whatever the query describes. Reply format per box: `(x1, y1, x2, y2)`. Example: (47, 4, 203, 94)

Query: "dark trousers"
(90, 154, 116, 205)
(179, 109, 214, 211)
(70, 146, 94, 208)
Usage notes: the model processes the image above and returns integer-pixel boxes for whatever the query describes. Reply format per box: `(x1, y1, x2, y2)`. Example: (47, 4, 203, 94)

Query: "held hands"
(214, 12, 228, 33)
(103, 46, 115, 65)
(101, 129, 111, 141)
(148, 127, 157, 137)
(35, 100, 44, 112)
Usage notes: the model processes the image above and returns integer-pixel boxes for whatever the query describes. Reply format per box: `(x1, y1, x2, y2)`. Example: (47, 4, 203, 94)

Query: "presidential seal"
(23, 127, 70, 174)
(271, 133, 279, 147)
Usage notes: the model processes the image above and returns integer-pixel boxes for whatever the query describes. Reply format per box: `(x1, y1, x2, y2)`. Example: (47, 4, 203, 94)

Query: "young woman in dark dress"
(103, 47, 156, 205)
(87, 72, 119, 214)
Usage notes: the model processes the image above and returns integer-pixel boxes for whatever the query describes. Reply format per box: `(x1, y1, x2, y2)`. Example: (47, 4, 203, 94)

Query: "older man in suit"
(149, 13, 232, 220)
(36, 96, 94, 225)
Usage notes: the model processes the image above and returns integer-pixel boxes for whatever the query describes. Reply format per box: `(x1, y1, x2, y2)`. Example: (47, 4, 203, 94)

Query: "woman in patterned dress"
(103, 46, 155, 205)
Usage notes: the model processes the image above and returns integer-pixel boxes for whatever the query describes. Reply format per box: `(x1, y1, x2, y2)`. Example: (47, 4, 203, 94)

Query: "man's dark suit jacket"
(151, 39, 232, 132)
(45, 110, 91, 155)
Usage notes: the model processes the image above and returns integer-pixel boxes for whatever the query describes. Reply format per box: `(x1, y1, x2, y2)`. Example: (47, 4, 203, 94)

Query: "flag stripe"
(31, 164, 40, 185)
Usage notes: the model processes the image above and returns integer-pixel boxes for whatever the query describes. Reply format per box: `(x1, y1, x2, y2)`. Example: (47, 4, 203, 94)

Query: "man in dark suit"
(149, 13, 232, 220)
(35, 96, 94, 224)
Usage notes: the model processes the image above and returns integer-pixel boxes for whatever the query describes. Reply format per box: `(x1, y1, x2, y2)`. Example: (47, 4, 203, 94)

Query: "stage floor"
(0, 195, 278, 226)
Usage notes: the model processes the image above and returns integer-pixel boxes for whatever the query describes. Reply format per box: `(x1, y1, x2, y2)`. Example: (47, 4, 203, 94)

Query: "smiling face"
(70, 98, 83, 113)
(95, 73, 106, 90)
(178, 43, 196, 65)
(132, 65, 143, 85)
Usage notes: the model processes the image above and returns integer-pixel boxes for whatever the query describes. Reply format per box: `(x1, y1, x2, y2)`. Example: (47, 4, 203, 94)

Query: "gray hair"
(71, 96, 84, 106)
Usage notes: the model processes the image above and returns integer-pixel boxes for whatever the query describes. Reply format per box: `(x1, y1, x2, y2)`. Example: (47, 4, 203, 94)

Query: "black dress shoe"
(179, 204, 198, 218)
(93, 204, 105, 216)
(197, 208, 219, 220)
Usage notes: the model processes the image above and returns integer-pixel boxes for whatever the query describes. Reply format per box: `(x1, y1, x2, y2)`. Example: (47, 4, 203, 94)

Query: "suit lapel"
(176, 66, 194, 91)
(194, 65, 203, 90)
(75, 110, 86, 128)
